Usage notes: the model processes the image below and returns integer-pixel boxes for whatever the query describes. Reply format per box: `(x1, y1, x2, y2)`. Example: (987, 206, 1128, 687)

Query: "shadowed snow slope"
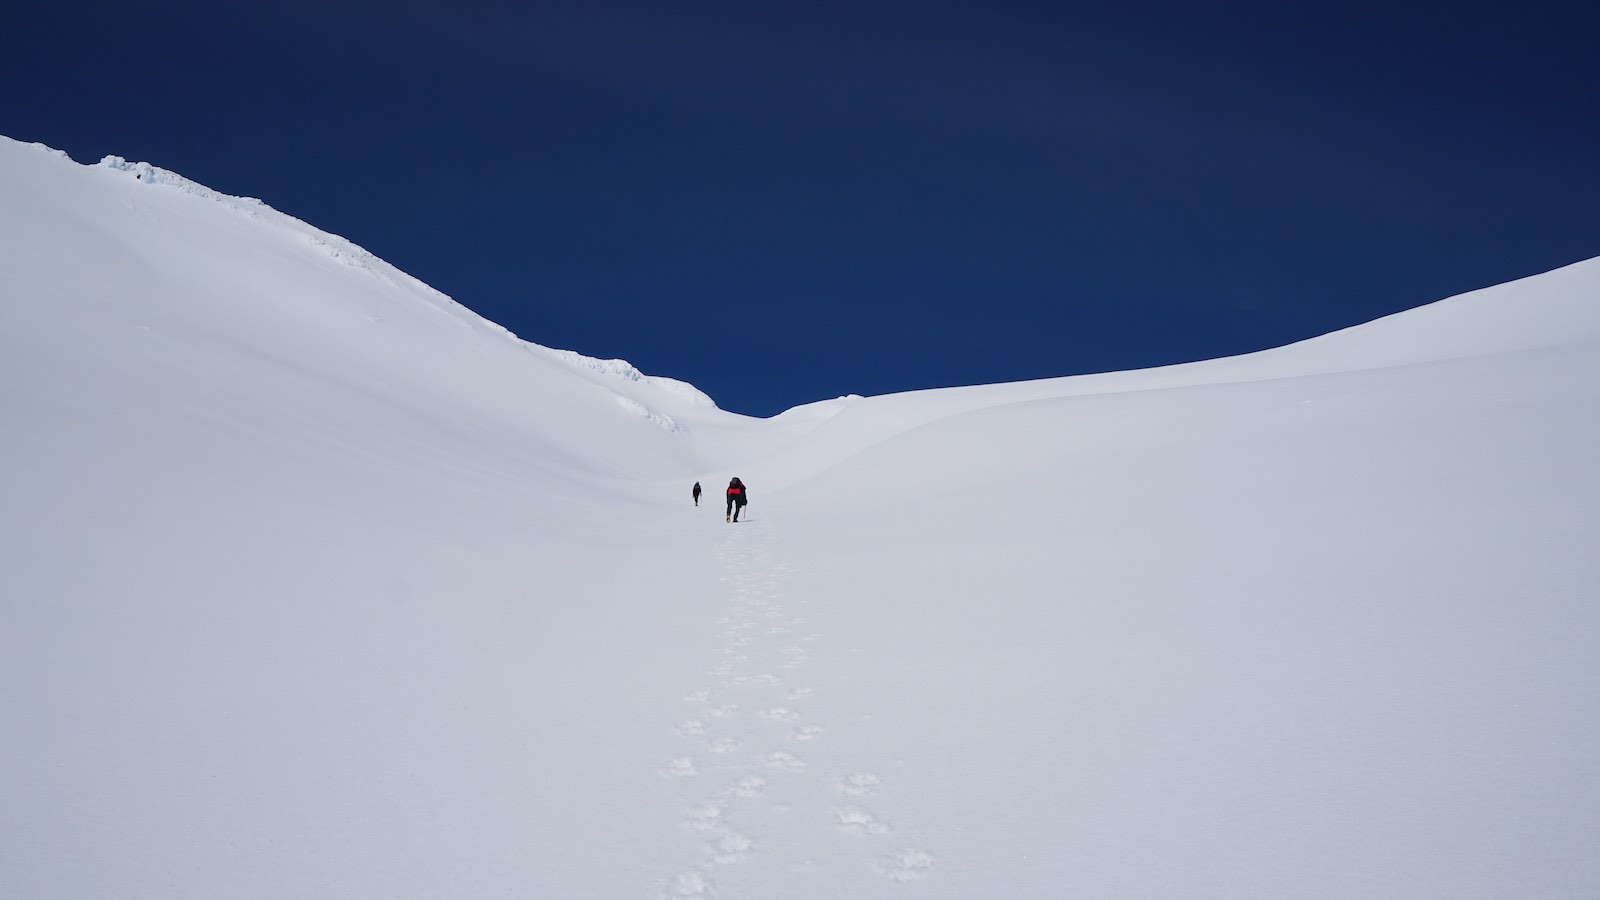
(3, 135, 1598, 899)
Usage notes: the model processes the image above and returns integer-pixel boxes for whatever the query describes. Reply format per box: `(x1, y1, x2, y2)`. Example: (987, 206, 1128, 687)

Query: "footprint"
(728, 776, 766, 798)
(660, 868, 715, 898)
(661, 757, 698, 778)
(875, 848, 934, 882)
(786, 687, 814, 700)
(790, 724, 825, 742)
(683, 801, 726, 831)
(707, 704, 739, 719)
(759, 706, 800, 722)
(675, 719, 708, 737)
(706, 737, 742, 754)
(765, 751, 806, 771)
(708, 831, 753, 865)
(838, 772, 880, 796)
(684, 691, 712, 704)
(835, 805, 892, 835)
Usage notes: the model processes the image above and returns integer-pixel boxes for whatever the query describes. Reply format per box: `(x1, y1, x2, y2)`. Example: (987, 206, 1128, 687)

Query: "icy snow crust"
(3, 135, 1599, 898)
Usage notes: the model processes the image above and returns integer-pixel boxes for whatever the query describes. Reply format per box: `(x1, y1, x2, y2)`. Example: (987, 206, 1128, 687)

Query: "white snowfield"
(2, 134, 1597, 899)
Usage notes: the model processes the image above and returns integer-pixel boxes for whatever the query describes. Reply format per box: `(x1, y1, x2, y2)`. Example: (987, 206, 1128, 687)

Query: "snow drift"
(2, 135, 1597, 898)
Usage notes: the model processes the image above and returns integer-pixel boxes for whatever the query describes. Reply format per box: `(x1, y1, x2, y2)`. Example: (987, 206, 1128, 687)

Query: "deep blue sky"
(8, 1, 1599, 415)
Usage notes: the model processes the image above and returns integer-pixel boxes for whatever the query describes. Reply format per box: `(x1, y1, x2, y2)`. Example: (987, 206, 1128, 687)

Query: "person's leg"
(726, 496, 733, 521)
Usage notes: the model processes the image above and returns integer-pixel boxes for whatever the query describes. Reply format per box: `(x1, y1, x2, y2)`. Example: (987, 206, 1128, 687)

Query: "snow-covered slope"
(731, 253, 1600, 493)
(3, 136, 1598, 899)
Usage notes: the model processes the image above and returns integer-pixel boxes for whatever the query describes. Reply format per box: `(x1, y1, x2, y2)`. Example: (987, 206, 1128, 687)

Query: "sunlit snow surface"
(2, 135, 1598, 898)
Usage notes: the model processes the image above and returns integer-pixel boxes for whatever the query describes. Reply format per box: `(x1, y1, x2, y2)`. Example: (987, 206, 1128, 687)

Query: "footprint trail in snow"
(657, 522, 933, 897)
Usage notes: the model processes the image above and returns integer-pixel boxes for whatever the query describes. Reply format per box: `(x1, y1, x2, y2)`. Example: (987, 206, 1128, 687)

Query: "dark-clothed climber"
(725, 477, 748, 523)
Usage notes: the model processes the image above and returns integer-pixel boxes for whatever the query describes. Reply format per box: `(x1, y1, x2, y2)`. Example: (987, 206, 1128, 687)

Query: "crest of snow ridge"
(87, 144, 718, 432)
(539, 348, 717, 408)
(95, 154, 449, 298)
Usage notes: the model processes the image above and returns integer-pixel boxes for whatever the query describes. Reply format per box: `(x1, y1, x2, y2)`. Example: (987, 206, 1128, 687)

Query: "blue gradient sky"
(8, 1, 1599, 415)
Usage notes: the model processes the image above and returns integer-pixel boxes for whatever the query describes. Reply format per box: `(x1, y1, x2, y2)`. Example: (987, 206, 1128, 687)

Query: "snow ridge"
(540, 346, 720, 409)
(93, 151, 509, 338)
(12, 138, 73, 162)
(99, 153, 398, 284)
(99, 155, 271, 213)
(51, 140, 726, 441)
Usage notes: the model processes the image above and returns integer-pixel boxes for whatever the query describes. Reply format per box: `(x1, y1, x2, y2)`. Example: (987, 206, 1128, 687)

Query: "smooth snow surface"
(3, 135, 1599, 898)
